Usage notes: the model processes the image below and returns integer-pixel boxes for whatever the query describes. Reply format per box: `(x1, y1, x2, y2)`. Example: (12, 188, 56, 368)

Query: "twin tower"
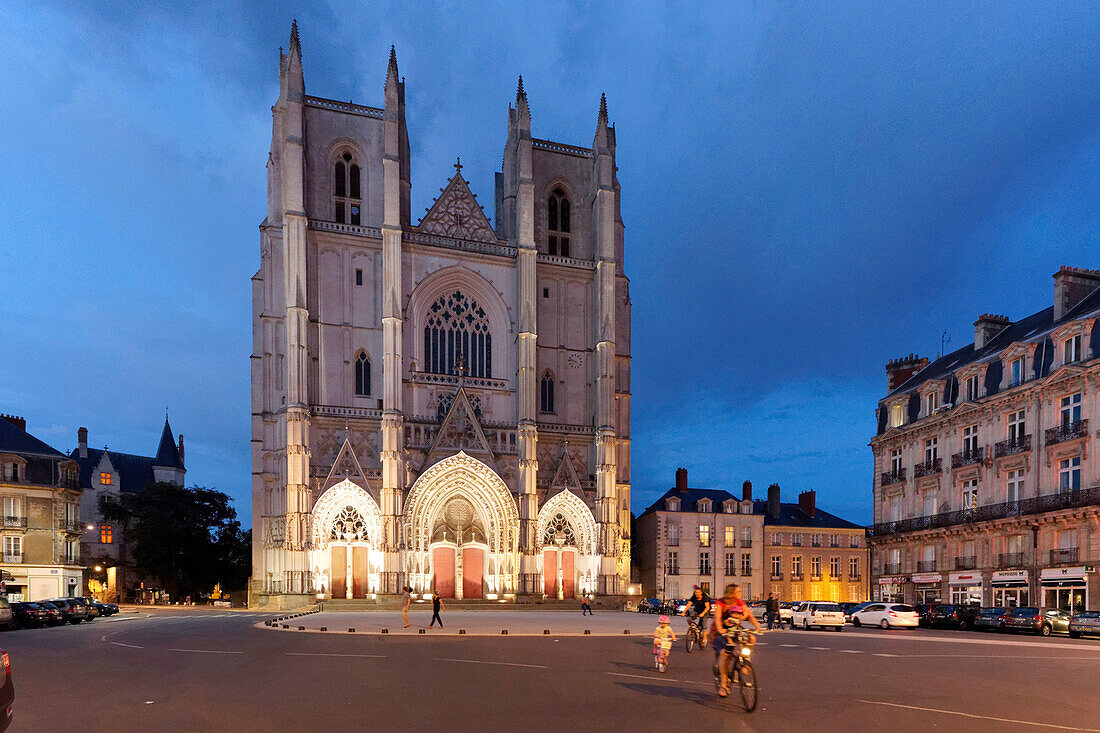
(250, 22, 632, 608)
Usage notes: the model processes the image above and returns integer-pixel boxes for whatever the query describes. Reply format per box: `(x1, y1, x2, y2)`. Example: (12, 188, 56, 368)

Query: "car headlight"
(740, 647, 752, 657)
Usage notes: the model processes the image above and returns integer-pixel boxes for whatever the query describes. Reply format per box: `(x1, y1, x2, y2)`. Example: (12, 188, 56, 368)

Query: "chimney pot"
(766, 483, 781, 521)
(178, 434, 185, 465)
(1053, 266, 1100, 321)
(885, 354, 929, 393)
(741, 480, 752, 502)
(675, 467, 688, 492)
(78, 426, 89, 458)
(0, 414, 26, 431)
(798, 489, 816, 518)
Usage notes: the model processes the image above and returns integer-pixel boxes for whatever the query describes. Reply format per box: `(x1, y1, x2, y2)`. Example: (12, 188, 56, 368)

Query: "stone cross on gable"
(453, 157, 462, 174)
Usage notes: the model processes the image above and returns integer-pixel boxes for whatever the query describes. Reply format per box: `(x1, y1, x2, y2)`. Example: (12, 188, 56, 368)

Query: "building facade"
(870, 266, 1100, 613)
(252, 24, 631, 608)
(0, 414, 83, 601)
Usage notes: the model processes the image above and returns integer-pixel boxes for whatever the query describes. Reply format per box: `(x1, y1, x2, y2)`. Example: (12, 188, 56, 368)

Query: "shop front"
(877, 575, 907, 603)
(1040, 566, 1089, 615)
(991, 569, 1029, 609)
(910, 572, 943, 604)
(948, 571, 983, 605)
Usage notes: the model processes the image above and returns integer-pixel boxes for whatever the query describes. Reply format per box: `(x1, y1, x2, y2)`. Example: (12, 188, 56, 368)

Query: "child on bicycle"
(711, 583, 762, 697)
(653, 614, 677, 666)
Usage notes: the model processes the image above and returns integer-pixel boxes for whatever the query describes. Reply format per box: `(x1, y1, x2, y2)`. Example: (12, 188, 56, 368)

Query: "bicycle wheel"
(738, 659, 758, 712)
(686, 630, 695, 652)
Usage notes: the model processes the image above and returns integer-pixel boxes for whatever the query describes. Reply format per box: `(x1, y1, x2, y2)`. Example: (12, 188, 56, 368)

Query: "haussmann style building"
(870, 266, 1100, 613)
(251, 24, 632, 608)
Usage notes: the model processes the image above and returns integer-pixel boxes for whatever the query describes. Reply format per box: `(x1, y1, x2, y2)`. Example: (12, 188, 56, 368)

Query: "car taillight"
(888, 610, 898, 617)
(2, 652, 10, 677)
(810, 608, 816, 616)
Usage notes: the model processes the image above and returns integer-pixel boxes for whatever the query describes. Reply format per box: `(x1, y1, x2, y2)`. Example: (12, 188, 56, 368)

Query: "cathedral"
(250, 23, 632, 608)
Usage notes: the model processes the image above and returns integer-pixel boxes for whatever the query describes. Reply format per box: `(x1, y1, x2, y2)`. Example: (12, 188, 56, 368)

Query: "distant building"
(0, 414, 83, 601)
(635, 470, 867, 603)
(870, 266, 1100, 613)
(69, 418, 185, 601)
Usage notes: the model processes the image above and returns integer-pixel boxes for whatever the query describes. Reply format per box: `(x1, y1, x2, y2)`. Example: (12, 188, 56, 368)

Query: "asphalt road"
(6, 609, 1100, 732)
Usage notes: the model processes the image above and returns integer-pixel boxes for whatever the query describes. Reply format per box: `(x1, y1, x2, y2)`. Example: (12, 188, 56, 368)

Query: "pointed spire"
(289, 19, 301, 57)
(516, 75, 527, 104)
(598, 92, 608, 127)
(387, 44, 399, 82)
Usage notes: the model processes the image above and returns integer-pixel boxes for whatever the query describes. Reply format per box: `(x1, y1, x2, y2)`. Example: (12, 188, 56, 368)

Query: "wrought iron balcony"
(849, 573, 862, 580)
(1050, 548, 1078, 565)
(995, 435, 1031, 458)
(883, 563, 901, 574)
(955, 556, 977, 570)
(2, 516, 27, 529)
(740, 539, 752, 548)
(997, 552, 1024, 568)
(951, 447, 985, 469)
(881, 468, 906, 486)
(916, 560, 937, 573)
(791, 572, 804, 581)
(57, 519, 83, 533)
(58, 554, 79, 565)
(913, 458, 942, 478)
(770, 572, 783, 580)
(1045, 420, 1089, 446)
(2, 553, 23, 564)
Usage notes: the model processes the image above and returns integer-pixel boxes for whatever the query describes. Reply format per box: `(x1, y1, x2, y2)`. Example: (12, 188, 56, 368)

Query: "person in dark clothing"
(765, 593, 780, 630)
(429, 592, 445, 628)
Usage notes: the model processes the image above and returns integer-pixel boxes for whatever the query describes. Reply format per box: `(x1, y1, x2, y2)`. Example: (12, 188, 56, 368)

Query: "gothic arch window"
(542, 512, 577, 547)
(331, 505, 370, 542)
(547, 187, 570, 257)
(354, 351, 371, 396)
(540, 370, 555, 414)
(423, 290, 492, 378)
(334, 151, 361, 225)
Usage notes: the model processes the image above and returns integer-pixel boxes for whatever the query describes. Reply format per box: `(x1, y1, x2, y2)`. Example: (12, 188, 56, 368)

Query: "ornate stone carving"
(418, 170, 499, 243)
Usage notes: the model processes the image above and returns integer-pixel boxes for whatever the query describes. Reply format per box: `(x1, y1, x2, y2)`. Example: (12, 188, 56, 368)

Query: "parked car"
(843, 601, 873, 622)
(669, 599, 688, 615)
(637, 598, 662, 613)
(912, 603, 941, 627)
(850, 603, 920, 629)
(70, 598, 98, 620)
(790, 601, 845, 630)
(1003, 607, 1070, 636)
(41, 599, 86, 625)
(777, 601, 793, 624)
(973, 607, 1010, 631)
(1068, 611, 1100, 639)
(9, 604, 53, 629)
(0, 602, 11, 631)
(0, 649, 11, 731)
(928, 604, 980, 630)
(93, 601, 118, 616)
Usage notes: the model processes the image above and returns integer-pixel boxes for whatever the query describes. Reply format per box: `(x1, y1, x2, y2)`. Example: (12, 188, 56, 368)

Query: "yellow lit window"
(100, 524, 113, 544)
(100, 472, 112, 485)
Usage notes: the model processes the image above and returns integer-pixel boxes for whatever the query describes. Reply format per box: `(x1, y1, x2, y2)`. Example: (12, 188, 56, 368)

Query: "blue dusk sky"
(1, 2, 1097, 525)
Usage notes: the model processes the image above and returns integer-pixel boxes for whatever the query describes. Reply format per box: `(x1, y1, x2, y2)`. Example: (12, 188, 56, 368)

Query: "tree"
(100, 483, 251, 600)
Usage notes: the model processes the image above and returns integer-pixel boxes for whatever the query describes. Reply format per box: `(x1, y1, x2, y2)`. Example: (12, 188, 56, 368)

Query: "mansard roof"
(753, 501, 864, 530)
(0, 417, 66, 459)
(638, 487, 739, 518)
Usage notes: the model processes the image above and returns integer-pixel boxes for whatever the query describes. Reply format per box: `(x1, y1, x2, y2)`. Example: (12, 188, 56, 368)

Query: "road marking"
(166, 648, 243, 654)
(607, 672, 675, 682)
(809, 646, 830, 650)
(434, 658, 548, 669)
(285, 652, 386, 658)
(857, 700, 1100, 731)
(779, 643, 799, 648)
(873, 653, 899, 657)
(111, 641, 144, 649)
(838, 649, 863, 653)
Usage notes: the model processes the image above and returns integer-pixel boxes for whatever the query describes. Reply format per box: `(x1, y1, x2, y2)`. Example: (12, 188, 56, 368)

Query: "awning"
(1040, 578, 1086, 587)
(991, 580, 1028, 588)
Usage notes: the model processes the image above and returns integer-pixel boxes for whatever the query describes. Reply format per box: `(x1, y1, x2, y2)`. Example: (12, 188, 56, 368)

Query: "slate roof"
(0, 417, 67, 458)
(154, 419, 184, 470)
(639, 487, 862, 530)
(69, 418, 183, 494)
(638, 488, 739, 518)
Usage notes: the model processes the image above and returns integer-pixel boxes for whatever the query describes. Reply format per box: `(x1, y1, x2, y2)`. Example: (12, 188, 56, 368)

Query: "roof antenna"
(939, 331, 951, 358)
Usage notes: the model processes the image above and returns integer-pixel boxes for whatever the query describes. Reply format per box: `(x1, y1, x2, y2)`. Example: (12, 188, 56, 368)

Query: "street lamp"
(94, 565, 103, 572)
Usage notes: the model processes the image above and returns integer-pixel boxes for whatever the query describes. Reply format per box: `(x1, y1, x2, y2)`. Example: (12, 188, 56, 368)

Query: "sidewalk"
(262, 609, 674, 636)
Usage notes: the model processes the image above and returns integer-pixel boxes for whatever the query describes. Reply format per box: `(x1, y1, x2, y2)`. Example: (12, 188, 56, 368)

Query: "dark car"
(1003, 607, 1070, 636)
(40, 600, 84, 625)
(843, 601, 873, 622)
(637, 598, 662, 613)
(70, 598, 98, 620)
(93, 601, 118, 616)
(9, 603, 53, 629)
(1068, 611, 1100, 639)
(928, 604, 980, 630)
(912, 603, 941, 627)
(0, 649, 11, 730)
(973, 606, 1010, 631)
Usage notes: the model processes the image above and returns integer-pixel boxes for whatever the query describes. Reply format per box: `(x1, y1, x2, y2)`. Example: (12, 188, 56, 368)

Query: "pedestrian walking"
(766, 592, 780, 630)
(581, 593, 592, 616)
(429, 592, 445, 628)
(402, 585, 412, 629)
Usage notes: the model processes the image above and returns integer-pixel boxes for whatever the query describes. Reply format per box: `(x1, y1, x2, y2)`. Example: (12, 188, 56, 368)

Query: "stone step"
(320, 596, 623, 612)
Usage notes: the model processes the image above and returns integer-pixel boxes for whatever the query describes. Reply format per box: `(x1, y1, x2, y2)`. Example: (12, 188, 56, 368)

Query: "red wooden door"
(562, 550, 575, 599)
(433, 547, 455, 598)
(462, 547, 484, 599)
(352, 546, 368, 598)
(543, 549, 557, 596)
(331, 546, 347, 598)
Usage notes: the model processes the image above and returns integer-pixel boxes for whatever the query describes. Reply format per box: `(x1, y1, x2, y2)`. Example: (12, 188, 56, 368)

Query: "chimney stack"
(798, 489, 816, 518)
(0, 414, 26, 431)
(973, 314, 1011, 350)
(78, 427, 88, 458)
(675, 467, 688, 492)
(742, 480, 752, 502)
(766, 483, 781, 521)
(885, 354, 929, 393)
(1053, 266, 1100, 320)
(178, 434, 185, 465)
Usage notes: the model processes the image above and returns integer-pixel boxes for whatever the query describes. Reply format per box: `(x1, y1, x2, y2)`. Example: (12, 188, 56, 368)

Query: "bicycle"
(685, 614, 707, 652)
(653, 641, 671, 673)
(712, 628, 759, 712)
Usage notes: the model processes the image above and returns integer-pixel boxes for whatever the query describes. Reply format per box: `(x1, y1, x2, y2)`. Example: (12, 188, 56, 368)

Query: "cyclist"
(682, 586, 712, 636)
(711, 583, 762, 697)
(653, 614, 676, 669)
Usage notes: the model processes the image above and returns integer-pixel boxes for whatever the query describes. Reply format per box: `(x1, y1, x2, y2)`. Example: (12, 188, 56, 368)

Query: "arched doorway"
(403, 452, 519, 599)
(309, 480, 382, 599)
(537, 489, 599, 600)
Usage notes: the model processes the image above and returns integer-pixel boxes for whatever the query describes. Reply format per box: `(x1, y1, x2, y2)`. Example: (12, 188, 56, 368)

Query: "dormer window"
(925, 391, 938, 416)
(965, 375, 979, 402)
(100, 472, 112, 486)
(889, 404, 905, 428)
(1063, 335, 1081, 364)
(1010, 358, 1024, 386)
(666, 498, 680, 512)
(698, 499, 712, 513)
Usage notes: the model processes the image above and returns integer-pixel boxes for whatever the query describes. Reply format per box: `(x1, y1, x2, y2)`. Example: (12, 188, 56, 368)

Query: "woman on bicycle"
(711, 583, 762, 697)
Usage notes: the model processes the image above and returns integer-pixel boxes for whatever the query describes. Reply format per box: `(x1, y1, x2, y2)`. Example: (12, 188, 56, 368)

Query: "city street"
(6, 608, 1100, 732)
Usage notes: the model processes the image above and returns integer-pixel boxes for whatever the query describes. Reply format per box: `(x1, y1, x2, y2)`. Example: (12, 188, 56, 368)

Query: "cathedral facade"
(251, 24, 632, 608)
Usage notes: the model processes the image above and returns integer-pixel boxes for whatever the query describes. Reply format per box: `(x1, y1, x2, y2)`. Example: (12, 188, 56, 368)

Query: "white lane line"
(285, 652, 386, 658)
(857, 700, 1100, 731)
(876, 654, 1100, 661)
(166, 649, 243, 654)
(779, 644, 799, 648)
(607, 672, 676, 682)
(873, 653, 899, 657)
(797, 628, 1100, 653)
(809, 646, 830, 650)
(111, 641, 144, 649)
(838, 649, 863, 654)
(434, 657, 548, 669)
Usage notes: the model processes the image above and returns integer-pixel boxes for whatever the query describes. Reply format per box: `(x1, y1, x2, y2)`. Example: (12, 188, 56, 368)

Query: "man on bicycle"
(711, 582, 762, 697)
(682, 586, 711, 634)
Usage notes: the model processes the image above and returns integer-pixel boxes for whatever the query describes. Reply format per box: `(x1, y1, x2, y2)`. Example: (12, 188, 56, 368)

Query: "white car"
(789, 601, 845, 630)
(851, 603, 919, 629)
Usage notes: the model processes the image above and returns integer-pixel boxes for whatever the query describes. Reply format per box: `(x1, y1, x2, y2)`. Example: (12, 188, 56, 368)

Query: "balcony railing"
(740, 539, 752, 548)
(883, 563, 901, 574)
(913, 458, 942, 477)
(916, 560, 937, 572)
(849, 573, 862, 580)
(2, 553, 23, 564)
(955, 556, 977, 570)
(1046, 420, 1089, 446)
(997, 552, 1025, 568)
(881, 468, 906, 486)
(770, 572, 783, 580)
(871, 486, 1100, 537)
(1050, 548, 1078, 565)
(951, 447, 985, 469)
(811, 539, 822, 548)
(791, 538, 803, 547)
(665, 567, 679, 576)
(2, 516, 27, 529)
(57, 519, 82, 533)
(995, 435, 1032, 458)
(57, 554, 79, 565)
(791, 572, 804, 581)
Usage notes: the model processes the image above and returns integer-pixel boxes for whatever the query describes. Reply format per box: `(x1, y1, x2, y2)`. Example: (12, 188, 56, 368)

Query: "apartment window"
(1059, 457, 1082, 493)
(830, 534, 840, 548)
(922, 492, 937, 516)
(961, 479, 978, 514)
(668, 582, 680, 598)
(1060, 393, 1082, 426)
(771, 532, 782, 546)
(2, 497, 21, 518)
(741, 526, 752, 546)
(890, 404, 904, 428)
(771, 555, 781, 577)
(849, 557, 860, 577)
(1007, 410, 1025, 442)
(965, 375, 979, 402)
(888, 548, 901, 570)
(1057, 529, 1076, 551)
(890, 448, 903, 473)
(741, 553, 752, 575)
(666, 551, 679, 575)
(924, 437, 938, 462)
(100, 524, 113, 544)
(792, 555, 803, 577)
(100, 472, 112, 485)
(829, 556, 840, 577)
(699, 552, 711, 576)
(811, 533, 822, 547)
(1064, 335, 1081, 364)
(921, 544, 935, 567)
(811, 556, 822, 577)
(791, 533, 803, 547)
(888, 498, 901, 522)
(666, 524, 679, 546)
(790, 585, 802, 602)
(962, 424, 979, 454)
(1006, 469, 1024, 503)
(698, 525, 710, 547)
(1010, 358, 1024, 386)
(723, 552, 735, 576)
(65, 539, 79, 562)
(925, 391, 938, 416)
(724, 526, 735, 547)
(355, 268, 363, 286)
(3, 536, 21, 558)
(3, 463, 18, 482)
(849, 535, 860, 548)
